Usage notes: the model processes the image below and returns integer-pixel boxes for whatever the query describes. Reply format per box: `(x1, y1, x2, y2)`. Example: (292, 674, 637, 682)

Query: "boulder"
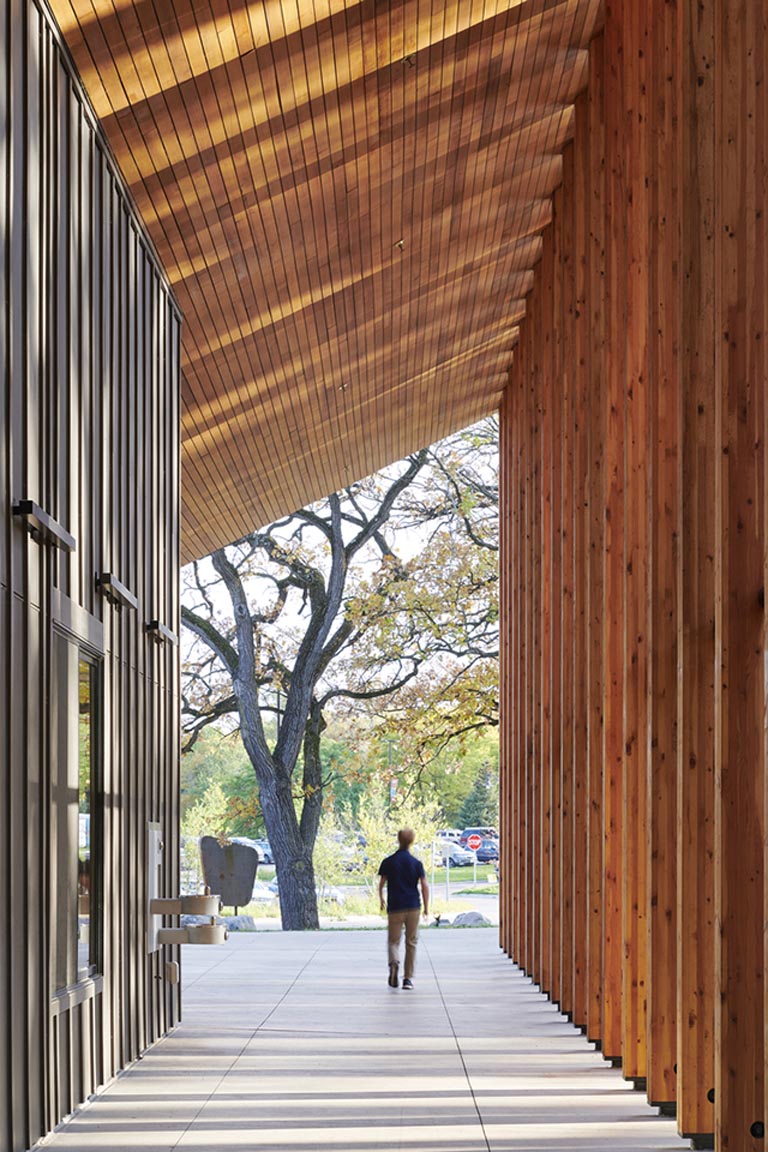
(181, 913, 256, 931)
(451, 910, 492, 927)
(221, 915, 256, 932)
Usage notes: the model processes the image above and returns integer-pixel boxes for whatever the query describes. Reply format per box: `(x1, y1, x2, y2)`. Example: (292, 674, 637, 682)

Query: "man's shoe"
(388, 963, 399, 988)
(402, 978, 413, 990)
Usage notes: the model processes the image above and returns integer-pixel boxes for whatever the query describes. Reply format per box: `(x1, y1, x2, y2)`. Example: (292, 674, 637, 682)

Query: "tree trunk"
(238, 681, 320, 929)
(273, 842, 319, 931)
(260, 772, 320, 931)
(299, 700, 325, 847)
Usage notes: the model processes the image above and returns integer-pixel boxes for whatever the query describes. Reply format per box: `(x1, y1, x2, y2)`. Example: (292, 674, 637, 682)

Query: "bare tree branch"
(181, 605, 239, 676)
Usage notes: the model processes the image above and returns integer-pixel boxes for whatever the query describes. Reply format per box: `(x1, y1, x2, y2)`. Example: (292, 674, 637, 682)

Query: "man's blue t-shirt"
(379, 848, 425, 912)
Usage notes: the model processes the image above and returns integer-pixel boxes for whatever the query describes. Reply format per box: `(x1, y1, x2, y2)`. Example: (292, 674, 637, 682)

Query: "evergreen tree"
(458, 763, 498, 828)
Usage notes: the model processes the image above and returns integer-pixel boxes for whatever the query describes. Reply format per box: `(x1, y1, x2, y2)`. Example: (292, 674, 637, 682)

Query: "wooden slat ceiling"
(50, 0, 601, 563)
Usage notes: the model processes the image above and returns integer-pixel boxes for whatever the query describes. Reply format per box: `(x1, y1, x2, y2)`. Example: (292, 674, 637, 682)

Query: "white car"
(250, 880, 278, 903)
(316, 883, 346, 905)
(437, 828, 462, 842)
(232, 836, 270, 863)
(434, 839, 478, 867)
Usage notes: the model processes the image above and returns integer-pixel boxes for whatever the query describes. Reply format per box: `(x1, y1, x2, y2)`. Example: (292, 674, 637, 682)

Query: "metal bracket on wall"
(12, 499, 76, 551)
(145, 620, 179, 645)
(96, 573, 139, 610)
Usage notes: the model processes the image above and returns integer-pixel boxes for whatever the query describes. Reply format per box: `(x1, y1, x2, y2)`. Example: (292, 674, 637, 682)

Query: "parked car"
(316, 882, 346, 905)
(329, 832, 367, 872)
(459, 826, 499, 847)
(250, 880, 278, 903)
(433, 839, 477, 867)
(255, 839, 273, 864)
(231, 836, 274, 865)
(231, 836, 264, 861)
(475, 837, 500, 862)
(436, 828, 462, 842)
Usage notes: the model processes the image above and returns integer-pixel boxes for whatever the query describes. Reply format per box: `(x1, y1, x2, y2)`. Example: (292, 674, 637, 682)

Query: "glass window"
(77, 659, 97, 979)
(53, 635, 101, 991)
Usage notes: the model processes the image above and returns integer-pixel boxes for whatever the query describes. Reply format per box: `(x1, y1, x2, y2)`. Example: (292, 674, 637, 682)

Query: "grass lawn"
(426, 865, 498, 885)
(221, 863, 499, 922)
(255, 863, 497, 888)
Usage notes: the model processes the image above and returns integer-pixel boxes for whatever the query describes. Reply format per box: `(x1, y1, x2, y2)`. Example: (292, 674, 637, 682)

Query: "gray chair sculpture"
(199, 836, 258, 911)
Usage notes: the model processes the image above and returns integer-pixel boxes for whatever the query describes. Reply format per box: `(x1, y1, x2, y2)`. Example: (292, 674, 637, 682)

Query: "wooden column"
(549, 194, 564, 1008)
(498, 9, 768, 1147)
(499, 379, 512, 957)
(515, 348, 528, 963)
(571, 87, 589, 1027)
(586, 33, 606, 1043)
(540, 236, 554, 997)
(602, 0, 626, 1063)
(531, 269, 543, 984)
(646, 0, 680, 1110)
(621, 0, 650, 1082)
(714, 0, 766, 1147)
(676, 0, 716, 1130)
(523, 307, 536, 976)
(559, 142, 577, 1020)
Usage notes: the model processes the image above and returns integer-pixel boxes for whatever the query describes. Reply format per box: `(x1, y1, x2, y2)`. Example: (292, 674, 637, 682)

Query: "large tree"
(181, 423, 498, 929)
(354, 418, 499, 782)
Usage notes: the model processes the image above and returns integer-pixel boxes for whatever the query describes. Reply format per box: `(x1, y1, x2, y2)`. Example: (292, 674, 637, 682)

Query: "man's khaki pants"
(387, 908, 420, 979)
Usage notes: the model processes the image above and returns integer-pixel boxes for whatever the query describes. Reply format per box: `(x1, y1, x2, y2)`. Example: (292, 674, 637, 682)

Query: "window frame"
(51, 622, 104, 996)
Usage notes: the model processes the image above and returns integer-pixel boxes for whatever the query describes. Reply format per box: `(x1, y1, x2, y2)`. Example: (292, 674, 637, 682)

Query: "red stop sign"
(467, 834, 483, 851)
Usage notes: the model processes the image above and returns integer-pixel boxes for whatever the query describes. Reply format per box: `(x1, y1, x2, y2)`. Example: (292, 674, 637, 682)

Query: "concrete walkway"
(45, 929, 692, 1151)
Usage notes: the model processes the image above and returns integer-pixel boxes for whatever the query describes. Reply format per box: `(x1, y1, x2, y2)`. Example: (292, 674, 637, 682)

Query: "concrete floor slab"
(43, 928, 693, 1152)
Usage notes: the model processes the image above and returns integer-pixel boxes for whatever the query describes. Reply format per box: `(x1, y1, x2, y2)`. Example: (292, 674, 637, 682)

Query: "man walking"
(378, 828, 429, 990)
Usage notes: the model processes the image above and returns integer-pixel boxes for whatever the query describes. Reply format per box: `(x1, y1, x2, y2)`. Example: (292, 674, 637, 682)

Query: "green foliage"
(353, 786, 442, 892)
(318, 718, 370, 820)
(181, 780, 232, 840)
(311, 822, 354, 891)
(458, 760, 499, 828)
(405, 728, 499, 825)
(181, 728, 265, 837)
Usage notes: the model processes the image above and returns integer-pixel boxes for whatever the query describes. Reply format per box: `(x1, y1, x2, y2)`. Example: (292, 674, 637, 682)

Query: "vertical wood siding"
(0, 2, 181, 1149)
(499, 4, 768, 1146)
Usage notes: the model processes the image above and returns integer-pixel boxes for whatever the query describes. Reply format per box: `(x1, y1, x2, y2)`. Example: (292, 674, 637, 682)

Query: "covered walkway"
(44, 929, 689, 1151)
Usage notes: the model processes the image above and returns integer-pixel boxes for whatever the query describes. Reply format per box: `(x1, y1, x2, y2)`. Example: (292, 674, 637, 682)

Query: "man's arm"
(379, 874, 387, 912)
(420, 875, 429, 918)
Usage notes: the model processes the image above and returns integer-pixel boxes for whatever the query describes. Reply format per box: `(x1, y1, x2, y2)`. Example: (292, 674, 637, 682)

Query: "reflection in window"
(53, 635, 101, 992)
(78, 660, 93, 979)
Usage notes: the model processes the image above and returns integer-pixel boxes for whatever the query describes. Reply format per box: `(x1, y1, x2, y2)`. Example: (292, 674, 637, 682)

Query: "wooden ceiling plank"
(47, 0, 602, 559)
(180, 230, 540, 459)
(227, 42, 332, 480)
(120, 20, 580, 299)
(129, 8, 578, 247)
(66, 0, 559, 117)
(444, 3, 541, 373)
(273, 6, 347, 499)
(415, 0, 510, 443)
(179, 211, 547, 440)
(456, 2, 581, 371)
(417, 0, 463, 450)
(326, 7, 364, 480)
(182, 328, 513, 481)
(195, 15, 303, 523)
(103, 0, 576, 202)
